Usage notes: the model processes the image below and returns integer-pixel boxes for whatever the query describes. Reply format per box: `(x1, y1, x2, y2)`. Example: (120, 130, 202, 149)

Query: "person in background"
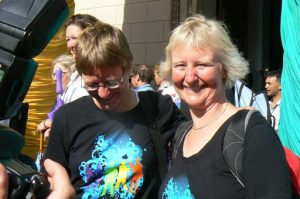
(36, 54, 75, 139)
(154, 62, 181, 109)
(130, 64, 155, 92)
(265, 70, 282, 133)
(63, 14, 102, 103)
(153, 64, 167, 92)
(159, 14, 292, 198)
(44, 22, 185, 198)
(37, 14, 101, 139)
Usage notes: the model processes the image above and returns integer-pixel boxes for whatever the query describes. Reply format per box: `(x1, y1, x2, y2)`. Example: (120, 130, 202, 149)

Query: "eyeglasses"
(84, 77, 124, 91)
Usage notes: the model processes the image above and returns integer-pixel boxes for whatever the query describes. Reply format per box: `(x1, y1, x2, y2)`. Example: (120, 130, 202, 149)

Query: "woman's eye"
(197, 64, 206, 69)
(174, 64, 186, 70)
(197, 63, 213, 69)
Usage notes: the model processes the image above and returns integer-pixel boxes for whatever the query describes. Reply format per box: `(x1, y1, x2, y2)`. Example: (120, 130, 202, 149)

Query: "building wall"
(74, 0, 171, 66)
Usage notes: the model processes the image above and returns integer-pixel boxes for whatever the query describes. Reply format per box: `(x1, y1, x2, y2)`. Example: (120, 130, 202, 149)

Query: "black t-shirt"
(45, 91, 186, 198)
(159, 111, 292, 199)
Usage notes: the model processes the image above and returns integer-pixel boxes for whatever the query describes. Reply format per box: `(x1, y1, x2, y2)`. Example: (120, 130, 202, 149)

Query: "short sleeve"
(44, 107, 70, 172)
(243, 112, 292, 198)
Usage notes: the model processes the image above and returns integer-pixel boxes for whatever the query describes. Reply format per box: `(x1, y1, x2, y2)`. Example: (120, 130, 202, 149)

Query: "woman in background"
(37, 54, 75, 138)
(37, 14, 101, 138)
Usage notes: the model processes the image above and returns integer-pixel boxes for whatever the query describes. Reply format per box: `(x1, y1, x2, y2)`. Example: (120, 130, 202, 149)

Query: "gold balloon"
(22, 0, 74, 159)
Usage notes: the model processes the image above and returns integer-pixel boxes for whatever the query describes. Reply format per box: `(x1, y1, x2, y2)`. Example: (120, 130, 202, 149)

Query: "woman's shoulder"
(56, 96, 92, 115)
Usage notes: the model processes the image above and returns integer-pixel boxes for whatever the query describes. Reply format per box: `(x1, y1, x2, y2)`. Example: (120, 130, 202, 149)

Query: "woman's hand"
(44, 159, 75, 199)
(37, 119, 52, 139)
(0, 164, 8, 199)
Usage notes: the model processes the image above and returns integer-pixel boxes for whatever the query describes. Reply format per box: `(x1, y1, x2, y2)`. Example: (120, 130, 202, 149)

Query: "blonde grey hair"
(158, 60, 171, 82)
(166, 14, 249, 88)
(52, 54, 75, 74)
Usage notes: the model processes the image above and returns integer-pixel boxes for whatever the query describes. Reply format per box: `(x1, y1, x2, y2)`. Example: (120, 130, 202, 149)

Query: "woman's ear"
(136, 74, 141, 81)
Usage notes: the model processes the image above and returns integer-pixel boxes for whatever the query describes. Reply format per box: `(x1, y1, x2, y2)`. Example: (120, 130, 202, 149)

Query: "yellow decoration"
(22, 0, 74, 159)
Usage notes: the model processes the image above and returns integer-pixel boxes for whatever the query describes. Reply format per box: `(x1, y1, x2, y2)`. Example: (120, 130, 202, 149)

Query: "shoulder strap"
(139, 91, 168, 180)
(237, 81, 245, 106)
(172, 121, 192, 160)
(223, 110, 257, 187)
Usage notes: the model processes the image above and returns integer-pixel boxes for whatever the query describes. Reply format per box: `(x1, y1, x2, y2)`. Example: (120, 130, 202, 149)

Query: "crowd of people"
(0, 12, 292, 199)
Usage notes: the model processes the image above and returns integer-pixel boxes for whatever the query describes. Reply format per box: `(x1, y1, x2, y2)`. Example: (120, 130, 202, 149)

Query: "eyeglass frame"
(83, 76, 124, 91)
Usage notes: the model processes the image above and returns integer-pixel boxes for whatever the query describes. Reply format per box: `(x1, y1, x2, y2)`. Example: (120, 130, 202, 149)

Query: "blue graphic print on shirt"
(162, 176, 195, 199)
(79, 133, 144, 198)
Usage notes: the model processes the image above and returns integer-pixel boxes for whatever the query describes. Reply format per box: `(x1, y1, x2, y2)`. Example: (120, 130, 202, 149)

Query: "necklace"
(192, 103, 229, 131)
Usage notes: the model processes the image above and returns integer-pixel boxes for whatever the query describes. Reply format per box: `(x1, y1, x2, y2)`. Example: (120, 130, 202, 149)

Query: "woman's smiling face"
(65, 24, 82, 57)
(171, 45, 225, 111)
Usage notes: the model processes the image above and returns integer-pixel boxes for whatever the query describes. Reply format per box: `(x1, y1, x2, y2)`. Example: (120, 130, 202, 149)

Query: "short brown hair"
(131, 64, 153, 83)
(75, 23, 133, 74)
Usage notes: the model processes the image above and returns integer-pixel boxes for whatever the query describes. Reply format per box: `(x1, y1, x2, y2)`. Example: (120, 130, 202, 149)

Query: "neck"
(120, 89, 139, 112)
(191, 102, 228, 130)
(137, 82, 148, 87)
(272, 93, 281, 105)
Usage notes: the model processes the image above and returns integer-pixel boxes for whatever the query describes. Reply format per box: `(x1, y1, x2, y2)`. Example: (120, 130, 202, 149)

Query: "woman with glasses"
(43, 23, 186, 198)
(36, 54, 75, 139)
(158, 14, 292, 199)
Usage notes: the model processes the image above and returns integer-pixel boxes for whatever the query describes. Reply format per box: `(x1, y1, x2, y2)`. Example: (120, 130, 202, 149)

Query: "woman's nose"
(67, 39, 75, 48)
(97, 87, 111, 99)
(185, 66, 198, 83)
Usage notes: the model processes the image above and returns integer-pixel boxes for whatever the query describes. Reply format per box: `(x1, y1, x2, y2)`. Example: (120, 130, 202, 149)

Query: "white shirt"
(61, 71, 88, 104)
(269, 99, 280, 132)
(158, 81, 181, 109)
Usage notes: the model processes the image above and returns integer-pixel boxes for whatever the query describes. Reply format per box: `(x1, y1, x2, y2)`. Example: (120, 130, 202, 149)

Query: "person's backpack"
(223, 109, 299, 198)
(172, 110, 299, 198)
(234, 80, 271, 124)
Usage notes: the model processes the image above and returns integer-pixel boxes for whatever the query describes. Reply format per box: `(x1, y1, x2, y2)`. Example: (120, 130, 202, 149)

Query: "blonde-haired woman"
(37, 54, 76, 138)
(159, 14, 292, 199)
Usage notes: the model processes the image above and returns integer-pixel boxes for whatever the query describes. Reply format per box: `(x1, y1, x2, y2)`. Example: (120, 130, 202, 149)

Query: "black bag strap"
(261, 91, 272, 124)
(237, 80, 245, 106)
(172, 121, 192, 160)
(139, 91, 168, 181)
(222, 110, 257, 187)
(149, 122, 168, 180)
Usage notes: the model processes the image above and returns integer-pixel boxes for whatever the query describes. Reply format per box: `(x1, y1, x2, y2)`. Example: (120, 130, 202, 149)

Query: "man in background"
(130, 64, 155, 92)
(265, 70, 282, 133)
